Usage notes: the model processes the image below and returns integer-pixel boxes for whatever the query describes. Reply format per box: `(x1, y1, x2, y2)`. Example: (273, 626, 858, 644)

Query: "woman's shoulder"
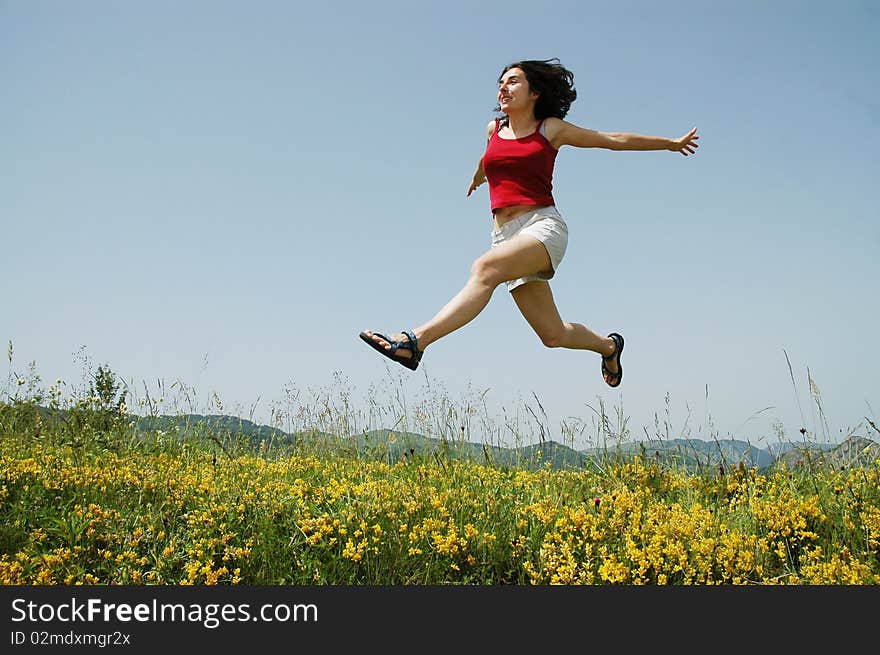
(542, 116, 566, 128)
(484, 119, 497, 140)
(541, 117, 566, 140)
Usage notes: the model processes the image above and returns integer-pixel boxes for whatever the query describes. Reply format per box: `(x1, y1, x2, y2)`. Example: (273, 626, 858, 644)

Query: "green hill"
(19, 404, 877, 473)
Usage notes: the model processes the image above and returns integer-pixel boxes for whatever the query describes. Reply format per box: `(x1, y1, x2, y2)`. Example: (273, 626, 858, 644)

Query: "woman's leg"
(362, 234, 552, 359)
(510, 280, 620, 383)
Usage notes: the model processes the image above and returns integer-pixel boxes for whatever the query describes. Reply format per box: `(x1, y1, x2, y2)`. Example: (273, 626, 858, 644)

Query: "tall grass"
(1, 352, 878, 585)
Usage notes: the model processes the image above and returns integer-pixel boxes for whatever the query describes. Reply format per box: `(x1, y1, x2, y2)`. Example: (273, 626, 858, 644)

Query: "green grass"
(1, 359, 878, 585)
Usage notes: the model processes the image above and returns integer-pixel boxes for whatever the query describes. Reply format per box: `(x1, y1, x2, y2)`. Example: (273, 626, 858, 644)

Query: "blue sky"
(3, 1, 878, 449)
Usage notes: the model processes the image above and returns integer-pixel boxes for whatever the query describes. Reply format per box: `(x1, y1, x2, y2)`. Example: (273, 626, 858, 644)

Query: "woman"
(360, 58, 699, 388)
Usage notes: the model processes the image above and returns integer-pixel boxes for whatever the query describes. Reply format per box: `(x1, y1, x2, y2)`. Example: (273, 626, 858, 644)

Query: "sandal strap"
(380, 330, 421, 361)
(602, 360, 621, 378)
(602, 333, 623, 361)
(602, 338, 618, 361)
(401, 330, 420, 357)
(369, 332, 397, 354)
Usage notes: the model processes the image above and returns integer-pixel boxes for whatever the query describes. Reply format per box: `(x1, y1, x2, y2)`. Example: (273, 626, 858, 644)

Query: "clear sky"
(3, 0, 878, 450)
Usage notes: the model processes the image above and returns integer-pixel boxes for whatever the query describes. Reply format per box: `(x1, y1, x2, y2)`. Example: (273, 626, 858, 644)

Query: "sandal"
(359, 330, 423, 371)
(601, 332, 624, 388)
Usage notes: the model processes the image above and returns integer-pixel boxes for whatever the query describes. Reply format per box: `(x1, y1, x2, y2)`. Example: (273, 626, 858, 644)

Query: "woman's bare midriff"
(493, 204, 541, 228)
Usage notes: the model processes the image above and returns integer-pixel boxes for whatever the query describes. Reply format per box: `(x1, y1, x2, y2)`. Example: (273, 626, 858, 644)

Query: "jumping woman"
(360, 58, 699, 388)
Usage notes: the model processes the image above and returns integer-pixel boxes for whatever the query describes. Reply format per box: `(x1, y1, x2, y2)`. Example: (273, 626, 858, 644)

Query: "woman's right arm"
(466, 120, 496, 197)
(466, 160, 485, 197)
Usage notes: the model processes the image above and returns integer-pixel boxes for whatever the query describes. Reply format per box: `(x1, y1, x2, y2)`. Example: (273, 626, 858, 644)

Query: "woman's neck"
(505, 110, 538, 134)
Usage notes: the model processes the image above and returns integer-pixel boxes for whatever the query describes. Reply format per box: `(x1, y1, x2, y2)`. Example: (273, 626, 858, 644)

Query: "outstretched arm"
(547, 118, 700, 156)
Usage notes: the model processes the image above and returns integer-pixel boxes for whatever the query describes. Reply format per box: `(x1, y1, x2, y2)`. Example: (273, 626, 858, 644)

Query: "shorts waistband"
(492, 205, 562, 234)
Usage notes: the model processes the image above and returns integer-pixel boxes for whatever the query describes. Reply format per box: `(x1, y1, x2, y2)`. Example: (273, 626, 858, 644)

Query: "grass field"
(2, 360, 878, 585)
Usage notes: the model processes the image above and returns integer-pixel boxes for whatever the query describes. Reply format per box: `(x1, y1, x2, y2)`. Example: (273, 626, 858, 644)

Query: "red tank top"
(481, 119, 558, 212)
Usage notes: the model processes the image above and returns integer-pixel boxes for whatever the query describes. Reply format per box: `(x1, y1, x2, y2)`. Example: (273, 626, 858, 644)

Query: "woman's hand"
(670, 127, 700, 156)
(466, 174, 485, 196)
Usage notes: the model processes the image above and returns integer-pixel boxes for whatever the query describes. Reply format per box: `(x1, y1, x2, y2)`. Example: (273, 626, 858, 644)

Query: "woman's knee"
(538, 329, 565, 348)
(470, 254, 506, 288)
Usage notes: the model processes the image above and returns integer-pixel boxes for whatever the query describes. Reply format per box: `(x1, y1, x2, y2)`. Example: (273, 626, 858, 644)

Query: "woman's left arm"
(546, 118, 699, 156)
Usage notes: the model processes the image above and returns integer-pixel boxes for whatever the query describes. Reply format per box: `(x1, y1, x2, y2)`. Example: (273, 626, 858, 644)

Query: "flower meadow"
(1, 363, 879, 586)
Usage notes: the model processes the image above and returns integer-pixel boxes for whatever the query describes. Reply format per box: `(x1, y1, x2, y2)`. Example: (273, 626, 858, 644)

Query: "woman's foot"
(359, 330, 423, 370)
(361, 330, 415, 360)
(601, 333, 624, 387)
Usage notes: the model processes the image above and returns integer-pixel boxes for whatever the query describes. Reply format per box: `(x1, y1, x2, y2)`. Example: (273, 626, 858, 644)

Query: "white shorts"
(490, 205, 569, 291)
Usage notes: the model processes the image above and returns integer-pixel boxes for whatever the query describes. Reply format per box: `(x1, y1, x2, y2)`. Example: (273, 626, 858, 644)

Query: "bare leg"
(362, 235, 552, 360)
(511, 280, 620, 383)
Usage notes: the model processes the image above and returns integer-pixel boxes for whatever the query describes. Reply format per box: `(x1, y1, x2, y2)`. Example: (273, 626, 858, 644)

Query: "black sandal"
(359, 330, 423, 371)
(601, 332, 624, 388)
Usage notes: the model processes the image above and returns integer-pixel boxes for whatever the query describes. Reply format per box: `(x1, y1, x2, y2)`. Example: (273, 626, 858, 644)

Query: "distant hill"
(584, 438, 777, 471)
(775, 435, 880, 471)
(134, 413, 292, 447)
(282, 429, 588, 470)
(127, 413, 880, 473)
(22, 406, 880, 473)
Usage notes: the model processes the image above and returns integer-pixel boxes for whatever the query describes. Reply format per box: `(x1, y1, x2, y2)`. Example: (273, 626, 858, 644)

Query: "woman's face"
(498, 67, 538, 114)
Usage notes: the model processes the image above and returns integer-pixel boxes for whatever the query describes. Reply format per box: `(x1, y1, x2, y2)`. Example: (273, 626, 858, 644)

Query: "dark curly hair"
(494, 58, 577, 123)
